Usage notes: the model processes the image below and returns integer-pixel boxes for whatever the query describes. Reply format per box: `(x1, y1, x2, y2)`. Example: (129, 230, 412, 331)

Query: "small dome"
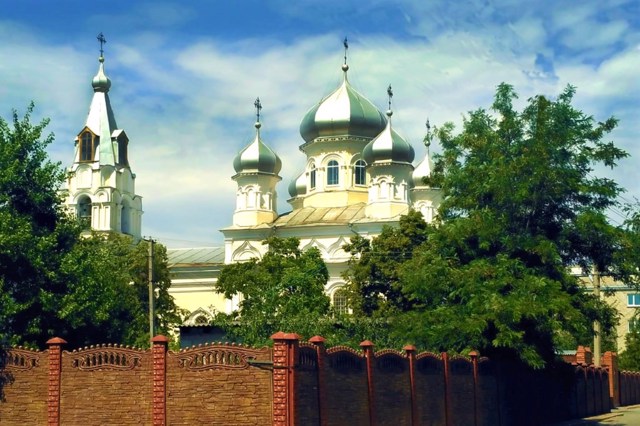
(412, 151, 434, 187)
(288, 171, 307, 198)
(299, 67, 387, 143)
(233, 123, 282, 175)
(362, 111, 415, 165)
(92, 56, 111, 92)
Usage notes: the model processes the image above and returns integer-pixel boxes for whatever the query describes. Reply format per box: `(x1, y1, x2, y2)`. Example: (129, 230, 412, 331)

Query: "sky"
(1, 0, 638, 248)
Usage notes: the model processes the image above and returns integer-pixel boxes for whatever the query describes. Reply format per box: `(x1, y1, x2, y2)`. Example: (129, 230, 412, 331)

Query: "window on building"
(327, 160, 339, 186)
(628, 294, 640, 307)
(354, 160, 366, 186)
(121, 200, 131, 235)
(333, 289, 349, 315)
(194, 315, 209, 325)
(309, 164, 317, 190)
(118, 137, 128, 165)
(80, 132, 96, 162)
(77, 196, 92, 229)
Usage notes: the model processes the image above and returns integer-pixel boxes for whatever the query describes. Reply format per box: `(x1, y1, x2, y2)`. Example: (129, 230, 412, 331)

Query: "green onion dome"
(91, 56, 111, 92)
(233, 122, 282, 175)
(299, 64, 387, 143)
(362, 110, 415, 164)
(288, 171, 307, 198)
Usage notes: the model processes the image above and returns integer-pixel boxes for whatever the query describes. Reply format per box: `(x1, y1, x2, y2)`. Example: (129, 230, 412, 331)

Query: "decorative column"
(151, 335, 169, 426)
(310, 336, 328, 426)
(470, 351, 479, 426)
(602, 351, 619, 407)
(271, 332, 300, 426)
(46, 337, 67, 426)
(403, 345, 418, 426)
(442, 352, 451, 426)
(360, 340, 376, 426)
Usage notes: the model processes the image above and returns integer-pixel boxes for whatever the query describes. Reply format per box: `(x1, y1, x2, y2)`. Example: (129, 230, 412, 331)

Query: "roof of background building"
(167, 247, 225, 267)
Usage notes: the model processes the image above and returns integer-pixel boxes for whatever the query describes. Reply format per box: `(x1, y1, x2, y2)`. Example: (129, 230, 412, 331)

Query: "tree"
(214, 237, 330, 346)
(0, 105, 183, 348)
(58, 234, 185, 348)
(0, 104, 78, 347)
(344, 84, 626, 367)
(343, 210, 428, 316)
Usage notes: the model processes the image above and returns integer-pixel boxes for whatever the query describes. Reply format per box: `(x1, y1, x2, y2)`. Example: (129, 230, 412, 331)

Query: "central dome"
(299, 66, 387, 143)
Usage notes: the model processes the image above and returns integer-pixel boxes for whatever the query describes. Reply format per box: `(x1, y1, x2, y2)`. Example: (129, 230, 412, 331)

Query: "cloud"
(1, 2, 637, 247)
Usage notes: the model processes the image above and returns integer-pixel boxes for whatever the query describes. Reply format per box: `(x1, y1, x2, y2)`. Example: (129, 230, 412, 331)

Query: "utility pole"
(147, 238, 155, 339)
(593, 265, 601, 366)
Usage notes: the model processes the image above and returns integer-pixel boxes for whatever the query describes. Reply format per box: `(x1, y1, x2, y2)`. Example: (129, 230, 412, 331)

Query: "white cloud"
(1, 2, 637, 247)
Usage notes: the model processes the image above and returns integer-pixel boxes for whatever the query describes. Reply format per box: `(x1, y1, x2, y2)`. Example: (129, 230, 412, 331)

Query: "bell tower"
(64, 33, 143, 239)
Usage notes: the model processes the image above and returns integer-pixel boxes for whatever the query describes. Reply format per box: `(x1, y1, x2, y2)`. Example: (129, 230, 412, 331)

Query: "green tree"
(0, 105, 183, 348)
(214, 237, 330, 345)
(343, 210, 428, 316)
(0, 104, 78, 346)
(58, 234, 185, 348)
(344, 84, 626, 367)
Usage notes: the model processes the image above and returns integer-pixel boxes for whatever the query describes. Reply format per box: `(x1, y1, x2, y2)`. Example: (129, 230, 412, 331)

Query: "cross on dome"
(97, 32, 106, 58)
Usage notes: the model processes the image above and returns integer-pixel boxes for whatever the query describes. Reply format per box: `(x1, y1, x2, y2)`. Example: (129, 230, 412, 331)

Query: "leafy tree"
(0, 105, 183, 349)
(344, 84, 626, 367)
(343, 210, 428, 316)
(58, 234, 185, 348)
(214, 237, 330, 345)
(0, 104, 78, 347)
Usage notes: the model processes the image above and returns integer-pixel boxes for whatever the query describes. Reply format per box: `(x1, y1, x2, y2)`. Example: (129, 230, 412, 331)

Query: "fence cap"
(403, 344, 416, 352)
(46, 337, 67, 345)
(270, 331, 300, 341)
(360, 340, 375, 349)
(309, 335, 326, 344)
(151, 335, 170, 343)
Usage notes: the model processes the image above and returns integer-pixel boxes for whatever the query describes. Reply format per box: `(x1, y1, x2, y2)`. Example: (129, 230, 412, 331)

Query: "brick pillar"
(151, 335, 169, 426)
(271, 332, 300, 426)
(46, 337, 66, 426)
(403, 345, 418, 426)
(470, 351, 479, 426)
(310, 336, 328, 426)
(442, 352, 451, 426)
(576, 346, 594, 365)
(602, 351, 619, 407)
(360, 340, 376, 426)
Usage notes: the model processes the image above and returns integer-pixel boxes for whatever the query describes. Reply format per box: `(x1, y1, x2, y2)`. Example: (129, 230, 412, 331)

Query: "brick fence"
(0, 334, 637, 425)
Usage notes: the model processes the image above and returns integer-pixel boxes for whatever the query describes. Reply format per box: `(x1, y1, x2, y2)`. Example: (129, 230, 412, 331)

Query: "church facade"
(62, 43, 638, 353)
(63, 51, 143, 240)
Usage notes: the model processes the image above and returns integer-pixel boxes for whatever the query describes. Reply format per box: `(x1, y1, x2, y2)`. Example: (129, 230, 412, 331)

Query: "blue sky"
(1, 0, 638, 248)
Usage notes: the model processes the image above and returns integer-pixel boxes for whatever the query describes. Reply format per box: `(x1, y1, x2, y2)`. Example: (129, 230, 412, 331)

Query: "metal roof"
(167, 246, 225, 267)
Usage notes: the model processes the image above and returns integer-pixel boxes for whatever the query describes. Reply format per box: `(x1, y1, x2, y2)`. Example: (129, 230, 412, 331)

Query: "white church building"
(63, 42, 640, 352)
(63, 44, 441, 327)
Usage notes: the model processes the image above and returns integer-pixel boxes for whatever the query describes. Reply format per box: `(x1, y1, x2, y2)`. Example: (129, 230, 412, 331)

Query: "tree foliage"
(344, 84, 626, 367)
(0, 105, 183, 348)
(214, 237, 330, 345)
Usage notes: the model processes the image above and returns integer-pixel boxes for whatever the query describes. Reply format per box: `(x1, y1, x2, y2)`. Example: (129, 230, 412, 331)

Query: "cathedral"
(62, 42, 639, 352)
(64, 42, 441, 327)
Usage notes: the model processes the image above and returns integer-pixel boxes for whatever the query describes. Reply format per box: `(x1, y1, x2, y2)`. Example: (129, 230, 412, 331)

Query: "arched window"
(80, 132, 95, 162)
(194, 315, 209, 325)
(309, 164, 317, 190)
(333, 289, 349, 315)
(77, 196, 92, 229)
(354, 160, 366, 186)
(121, 200, 131, 234)
(327, 160, 339, 186)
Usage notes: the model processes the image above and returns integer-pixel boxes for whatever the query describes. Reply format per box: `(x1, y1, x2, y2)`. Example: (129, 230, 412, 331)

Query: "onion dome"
(413, 150, 434, 186)
(92, 56, 111, 92)
(288, 171, 307, 198)
(299, 64, 387, 143)
(233, 122, 282, 175)
(362, 110, 415, 164)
